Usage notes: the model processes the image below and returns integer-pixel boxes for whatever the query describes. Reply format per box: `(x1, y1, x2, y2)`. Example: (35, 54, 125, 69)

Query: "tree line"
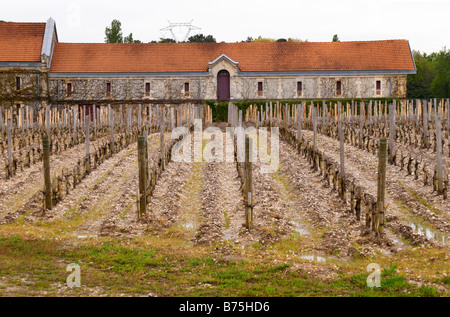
(407, 48, 450, 98)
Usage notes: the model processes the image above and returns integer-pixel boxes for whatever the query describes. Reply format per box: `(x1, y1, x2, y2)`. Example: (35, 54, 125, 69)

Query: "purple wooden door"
(217, 70, 230, 100)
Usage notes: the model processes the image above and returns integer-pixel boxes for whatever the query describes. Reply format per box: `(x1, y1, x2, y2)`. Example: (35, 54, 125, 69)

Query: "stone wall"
(27, 73, 408, 105)
(0, 67, 48, 105)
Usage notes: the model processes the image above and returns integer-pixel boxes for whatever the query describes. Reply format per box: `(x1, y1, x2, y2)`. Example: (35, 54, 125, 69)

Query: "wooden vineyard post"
(0, 107, 3, 132)
(283, 104, 288, 130)
(82, 105, 85, 129)
(150, 105, 154, 128)
(18, 106, 22, 133)
(143, 130, 149, 180)
(312, 102, 317, 150)
(93, 105, 97, 138)
(170, 105, 175, 131)
(376, 138, 387, 235)
(42, 134, 52, 210)
(127, 106, 131, 135)
(374, 101, 378, 122)
(138, 104, 142, 131)
(423, 100, 429, 148)
(436, 114, 443, 194)
(85, 115, 91, 174)
(120, 105, 123, 128)
(338, 102, 345, 177)
(73, 107, 77, 142)
(46, 105, 51, 137)
(351, 100, 355, 123)
(245, 135, 253, 231)
(359, 101, 364, 148)
(160, 106, 165, 169)
(7, 118, 13, 177)
(297, 102, 303, 140)
(389, 101, 396, 163)
(270, 102, 273, 127)
(447, 98, 450, 158)
(137, 136, 147, 219)
(261, 104, 264, 125)
(109, 105, 115, 153)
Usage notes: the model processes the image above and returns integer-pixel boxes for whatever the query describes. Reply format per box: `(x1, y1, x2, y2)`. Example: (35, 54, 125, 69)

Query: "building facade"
(1, 18, 416, 109)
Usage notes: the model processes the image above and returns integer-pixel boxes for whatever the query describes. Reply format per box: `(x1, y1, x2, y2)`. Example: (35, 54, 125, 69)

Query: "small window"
(106, 82, 111, 97)
(376, 80, 381, 95)
(184, 82, 190, 97)
(145, 82, 150, 96)
(258, 81, 263, 97)
(67, 83, 72, 97)
(16, 77, 21, 90)
(336, 81, 342, 96)
(297, 81, 302, 96)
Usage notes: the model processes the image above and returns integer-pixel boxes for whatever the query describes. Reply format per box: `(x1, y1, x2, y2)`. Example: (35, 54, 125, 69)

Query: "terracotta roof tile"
(50, 40, 415, 73)
(0, 22, 46, 62)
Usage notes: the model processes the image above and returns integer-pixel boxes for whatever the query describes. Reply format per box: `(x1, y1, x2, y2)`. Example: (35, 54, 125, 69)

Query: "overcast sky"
(3, 0, 449, 54)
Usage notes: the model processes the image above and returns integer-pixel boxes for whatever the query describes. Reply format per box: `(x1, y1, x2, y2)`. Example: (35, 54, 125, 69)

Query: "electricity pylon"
(160, 20, 201, 42)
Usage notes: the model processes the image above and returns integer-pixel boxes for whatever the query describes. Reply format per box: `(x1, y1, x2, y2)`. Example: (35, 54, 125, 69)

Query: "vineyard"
(0, 99, 448, 297)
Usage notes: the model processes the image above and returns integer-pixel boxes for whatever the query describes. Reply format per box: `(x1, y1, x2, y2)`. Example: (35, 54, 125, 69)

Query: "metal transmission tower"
(160, 20, 201, 42)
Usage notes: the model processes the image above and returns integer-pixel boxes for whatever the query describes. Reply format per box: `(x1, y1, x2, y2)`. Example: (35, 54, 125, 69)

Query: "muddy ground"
(0, 122, 448, 295)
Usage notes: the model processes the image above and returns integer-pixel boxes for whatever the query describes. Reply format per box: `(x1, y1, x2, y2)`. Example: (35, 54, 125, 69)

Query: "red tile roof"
(50, 40, 414, 73)
(0, 22, 46, 62)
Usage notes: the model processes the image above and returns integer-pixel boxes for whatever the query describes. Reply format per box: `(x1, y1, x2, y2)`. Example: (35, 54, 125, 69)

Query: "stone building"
(1, 18, 416, 110)
(0, 18, 57, 108)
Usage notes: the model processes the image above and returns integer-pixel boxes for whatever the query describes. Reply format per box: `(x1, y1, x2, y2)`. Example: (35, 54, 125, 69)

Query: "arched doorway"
(217, 70, 230, 100)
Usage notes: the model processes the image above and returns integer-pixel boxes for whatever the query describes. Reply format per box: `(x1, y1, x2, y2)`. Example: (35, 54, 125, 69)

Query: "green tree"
(431, 47, 450, 97)
(332, 34, 340, 42)
(123, 33, 142, 43)
(277, 38, 287, 42)
(105, 19, 123, 43)
(407, 50, 436, 98)
(187, 34, 216, 43)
